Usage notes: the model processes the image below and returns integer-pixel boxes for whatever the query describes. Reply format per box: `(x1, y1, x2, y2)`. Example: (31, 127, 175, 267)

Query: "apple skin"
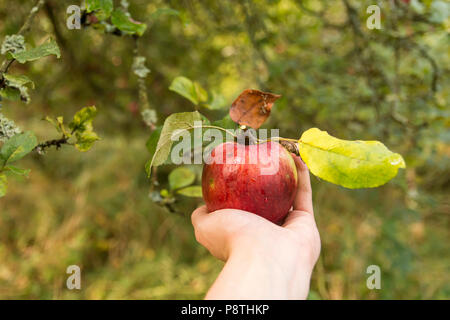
(202, 141, 298, 223)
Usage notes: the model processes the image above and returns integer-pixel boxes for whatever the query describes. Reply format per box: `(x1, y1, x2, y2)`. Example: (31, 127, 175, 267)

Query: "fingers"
(283, 156, 319, 249)
(292, 155, 313, 215)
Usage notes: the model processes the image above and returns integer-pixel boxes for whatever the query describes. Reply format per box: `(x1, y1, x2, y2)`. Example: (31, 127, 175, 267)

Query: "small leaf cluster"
(45, 106, 100, 152)
(85, 0, 147, 36)
(0, 4, 101, 199)
(151, 167, 203, 203)
(0, 38, 60, 104)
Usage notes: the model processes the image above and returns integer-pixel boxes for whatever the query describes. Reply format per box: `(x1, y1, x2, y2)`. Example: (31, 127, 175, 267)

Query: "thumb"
(292, 155, 313, 215)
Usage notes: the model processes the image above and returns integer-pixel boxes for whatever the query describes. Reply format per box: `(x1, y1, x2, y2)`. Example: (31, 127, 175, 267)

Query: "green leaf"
(0, 174, 6, 197)
(145, 111, 205, 177)
(3, 74, 34, 88)
(3, 74, 35, 103)
(3, 165, 30, 176)
(86, 0, 114, 20)
(9, 39, 60, 64)
(169, 76, 208, 105)
(0, 131, 37, 165)
(69, 106, 100, 152)
(111, 9, 147, 36)
(146, 126, 162, 159)
(176, 185, 203, 197)
(169, 167, 196, 191)
(298, 128, 406, 189)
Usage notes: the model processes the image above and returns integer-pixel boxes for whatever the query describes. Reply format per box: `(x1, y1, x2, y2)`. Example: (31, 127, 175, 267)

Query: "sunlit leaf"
(45, 116, 70, 136)
(69, 106, 100, 152)
(298, 128, 406, 189)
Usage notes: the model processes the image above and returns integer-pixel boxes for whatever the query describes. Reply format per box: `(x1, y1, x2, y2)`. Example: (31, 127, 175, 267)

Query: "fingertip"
(291, 156, 313, 214)
(292, 154, 308, 172)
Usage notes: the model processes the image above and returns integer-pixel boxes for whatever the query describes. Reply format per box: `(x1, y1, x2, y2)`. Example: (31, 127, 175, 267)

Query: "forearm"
(205, 245, 313, 300)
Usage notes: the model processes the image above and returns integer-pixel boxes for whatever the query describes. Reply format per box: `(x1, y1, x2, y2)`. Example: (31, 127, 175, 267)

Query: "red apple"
(202, 141, 298, 223)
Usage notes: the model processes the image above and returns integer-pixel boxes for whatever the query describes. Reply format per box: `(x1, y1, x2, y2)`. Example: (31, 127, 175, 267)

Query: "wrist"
(226, 237, 314, 299)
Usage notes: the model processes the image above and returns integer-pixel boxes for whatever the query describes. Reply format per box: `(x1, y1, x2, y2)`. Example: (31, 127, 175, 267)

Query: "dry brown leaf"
(229, 89, 281, 129)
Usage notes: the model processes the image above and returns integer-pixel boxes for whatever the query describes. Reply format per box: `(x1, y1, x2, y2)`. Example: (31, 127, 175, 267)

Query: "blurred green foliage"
(0, 0, 448, 299)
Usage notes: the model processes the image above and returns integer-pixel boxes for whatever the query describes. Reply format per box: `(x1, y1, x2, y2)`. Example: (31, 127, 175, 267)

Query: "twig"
(342, 0, 365, 38)
(33, 136, 70, 153)
(133, 37, 156, 130)
(18, 0, 46, 35)
(411, 42, 439, 93)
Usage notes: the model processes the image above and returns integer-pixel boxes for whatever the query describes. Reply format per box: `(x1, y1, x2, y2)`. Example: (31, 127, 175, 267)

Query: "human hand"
(192, 155, 321, 299)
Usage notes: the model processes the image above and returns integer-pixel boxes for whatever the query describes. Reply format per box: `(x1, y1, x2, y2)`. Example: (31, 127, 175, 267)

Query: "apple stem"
(256, 137, 300, 156)
(279, 140, 300, 156)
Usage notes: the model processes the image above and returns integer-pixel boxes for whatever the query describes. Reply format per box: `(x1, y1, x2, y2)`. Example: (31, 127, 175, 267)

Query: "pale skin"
(191, 155, 321, 300)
